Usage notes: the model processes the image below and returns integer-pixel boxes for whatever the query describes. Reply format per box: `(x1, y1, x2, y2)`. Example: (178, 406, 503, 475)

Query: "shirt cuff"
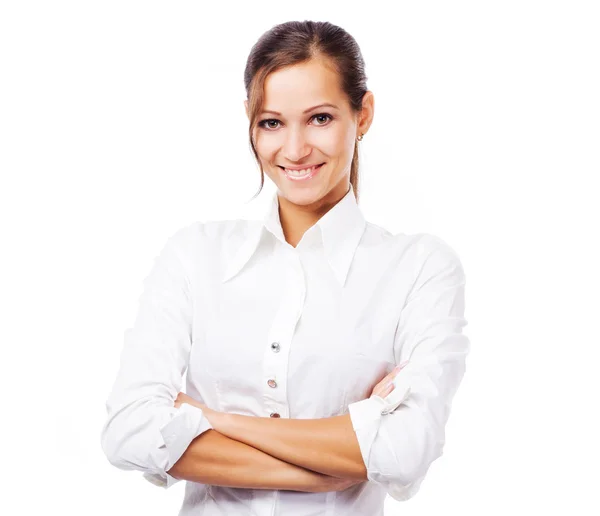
(142, 402, 214, 489)
(348, 397, 384, 430)
(348, 376, 411, 431)
(347, 378, 412, 482)
(384, 473, 426, 501)
(142, 468, 183, 489)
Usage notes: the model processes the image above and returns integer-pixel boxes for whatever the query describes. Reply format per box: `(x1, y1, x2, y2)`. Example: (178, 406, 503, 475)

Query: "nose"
(283, 127, 311, 162)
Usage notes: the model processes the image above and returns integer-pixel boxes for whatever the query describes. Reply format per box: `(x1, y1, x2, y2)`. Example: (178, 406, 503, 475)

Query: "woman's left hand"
(174, 392, 228, 433)
(174, 392, 216, 421)
(174, 392, 229, 433)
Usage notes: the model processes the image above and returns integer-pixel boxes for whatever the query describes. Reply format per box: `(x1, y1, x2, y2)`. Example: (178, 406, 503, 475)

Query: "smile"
(279, 163, 325, 181)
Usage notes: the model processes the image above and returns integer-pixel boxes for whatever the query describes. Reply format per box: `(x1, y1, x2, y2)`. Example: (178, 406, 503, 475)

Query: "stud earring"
(356, 134, 364, 141)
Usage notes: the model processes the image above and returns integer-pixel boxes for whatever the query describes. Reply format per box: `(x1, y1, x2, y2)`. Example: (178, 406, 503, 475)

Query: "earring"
(356, 134, 364, 141)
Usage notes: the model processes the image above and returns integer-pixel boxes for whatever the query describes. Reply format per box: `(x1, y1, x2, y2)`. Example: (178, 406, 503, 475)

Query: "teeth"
(284, 165, 320, 176)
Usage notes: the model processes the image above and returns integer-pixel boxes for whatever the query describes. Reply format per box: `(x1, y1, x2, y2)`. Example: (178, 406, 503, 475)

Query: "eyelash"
(257, 113, 334, 130)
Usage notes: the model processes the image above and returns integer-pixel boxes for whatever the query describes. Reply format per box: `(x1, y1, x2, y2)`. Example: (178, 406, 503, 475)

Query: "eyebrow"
(260, 103, 339, 116)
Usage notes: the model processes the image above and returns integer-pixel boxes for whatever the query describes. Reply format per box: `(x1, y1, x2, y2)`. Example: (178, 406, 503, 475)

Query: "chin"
(278, 184, 328, 205)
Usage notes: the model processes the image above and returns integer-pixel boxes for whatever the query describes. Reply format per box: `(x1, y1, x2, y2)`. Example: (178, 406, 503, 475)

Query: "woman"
(100, 20, 470, 515)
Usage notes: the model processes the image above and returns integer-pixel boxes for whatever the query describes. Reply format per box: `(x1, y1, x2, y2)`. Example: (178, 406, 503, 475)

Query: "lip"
(280, 163, 325, 170)
(279, 163, 324, 181)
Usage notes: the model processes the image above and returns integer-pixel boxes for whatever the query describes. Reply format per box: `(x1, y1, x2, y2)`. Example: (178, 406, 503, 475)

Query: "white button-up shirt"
(100, 183, 470, 515)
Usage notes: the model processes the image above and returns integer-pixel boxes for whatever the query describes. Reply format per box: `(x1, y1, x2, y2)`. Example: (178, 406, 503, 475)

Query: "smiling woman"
(242, 50, 373, 247)
(243, 24, 373, 226)
(250, 61, 370, 197)
(100, 19, 470, 516)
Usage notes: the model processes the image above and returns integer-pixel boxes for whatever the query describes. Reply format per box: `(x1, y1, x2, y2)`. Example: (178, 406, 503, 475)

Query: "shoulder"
(362, 223, 464, 277)
(402, 233, 466, 287)
(408, 233, 464, 267)
(163, 217, 260, 266)
(167, 218, 255, 246)
(364, 222, 461, 260)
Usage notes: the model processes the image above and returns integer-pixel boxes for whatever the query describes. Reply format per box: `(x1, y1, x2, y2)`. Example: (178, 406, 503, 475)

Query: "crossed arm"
(212, 410, 367, 480)
(167, 366, 401, 491)
(168, 364, 404, 492)
(167, 403, 367, 492)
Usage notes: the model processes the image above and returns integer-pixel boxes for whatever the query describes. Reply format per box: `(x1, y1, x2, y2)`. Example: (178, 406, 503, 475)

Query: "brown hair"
(244, 20, 369, 203)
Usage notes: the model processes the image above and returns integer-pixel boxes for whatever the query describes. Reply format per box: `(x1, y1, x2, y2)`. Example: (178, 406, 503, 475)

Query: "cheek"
(320, 127, 353, 158)
(255, 137, 281, 163)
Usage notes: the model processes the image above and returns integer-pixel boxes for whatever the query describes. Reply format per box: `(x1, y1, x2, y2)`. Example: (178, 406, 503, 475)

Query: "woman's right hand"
(369, 360, 409, 399)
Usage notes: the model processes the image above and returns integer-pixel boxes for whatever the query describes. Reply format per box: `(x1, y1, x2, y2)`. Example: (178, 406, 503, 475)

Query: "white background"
(1, 1, 598, 514)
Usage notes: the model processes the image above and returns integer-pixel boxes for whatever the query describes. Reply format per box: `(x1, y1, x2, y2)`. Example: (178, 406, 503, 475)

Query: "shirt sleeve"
(100, 226, 213, 489)
(348, 235, 470, 501)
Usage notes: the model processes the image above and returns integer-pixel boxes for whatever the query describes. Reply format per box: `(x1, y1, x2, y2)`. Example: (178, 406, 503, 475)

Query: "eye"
(312, 113, 333, 126)
(257, 113, 334, 131)
(258, 119, 281, 130)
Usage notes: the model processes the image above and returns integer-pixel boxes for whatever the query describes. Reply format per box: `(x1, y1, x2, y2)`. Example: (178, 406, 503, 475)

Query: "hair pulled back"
(244, 20, 368, 202)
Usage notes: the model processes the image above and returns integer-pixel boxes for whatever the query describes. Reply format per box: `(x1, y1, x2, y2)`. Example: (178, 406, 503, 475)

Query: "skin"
(244, 56, 374, 247)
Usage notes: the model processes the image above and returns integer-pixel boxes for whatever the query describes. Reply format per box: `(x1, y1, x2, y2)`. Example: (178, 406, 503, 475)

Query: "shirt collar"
(221, 183, 367, 287)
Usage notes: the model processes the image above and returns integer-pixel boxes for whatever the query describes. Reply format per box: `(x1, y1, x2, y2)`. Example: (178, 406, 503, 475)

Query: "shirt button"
(271, 342, 280, 352)
(267, 379, 277, 388)
(270, 412, 280, 418)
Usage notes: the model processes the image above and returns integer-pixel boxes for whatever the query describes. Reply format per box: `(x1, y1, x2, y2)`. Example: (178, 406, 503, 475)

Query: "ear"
(244, 99, 249, 120)
(357, 90, 375, 137)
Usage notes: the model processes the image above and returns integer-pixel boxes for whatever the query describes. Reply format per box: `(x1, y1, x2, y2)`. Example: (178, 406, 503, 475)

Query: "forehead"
(263, 59, 344, 111)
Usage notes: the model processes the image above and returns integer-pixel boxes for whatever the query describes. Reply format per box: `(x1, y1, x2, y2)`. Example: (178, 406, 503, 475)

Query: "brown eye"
(312, 113, 333, 125)
(258, 119, 281, 130)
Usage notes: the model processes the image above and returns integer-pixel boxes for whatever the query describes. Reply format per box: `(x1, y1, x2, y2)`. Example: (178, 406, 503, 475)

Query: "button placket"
(261, 248, 306, 419)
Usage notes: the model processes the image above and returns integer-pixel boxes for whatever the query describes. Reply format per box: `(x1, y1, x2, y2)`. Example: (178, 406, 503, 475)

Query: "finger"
(373, 361, 409, 397)
(386, 360, 409, 378)
(381, 382, 395, 398)
(374, 379, 395, 398)
(380, 365, 403, 385)
(374, 373, 394, 395)
(394, 360, 409, 373)
(386, 361, 409, 381)
(377, 361, 409, 393)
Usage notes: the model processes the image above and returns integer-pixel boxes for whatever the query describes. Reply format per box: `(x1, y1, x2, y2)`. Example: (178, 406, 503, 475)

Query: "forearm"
(215, 413, 368, 481)
(167, 428, 340, 491)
